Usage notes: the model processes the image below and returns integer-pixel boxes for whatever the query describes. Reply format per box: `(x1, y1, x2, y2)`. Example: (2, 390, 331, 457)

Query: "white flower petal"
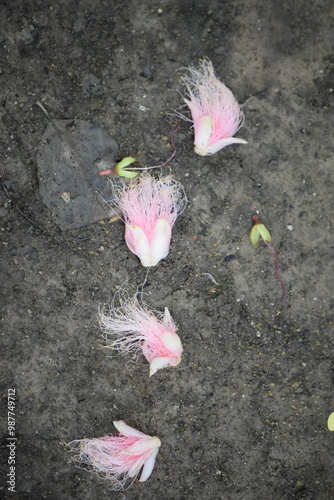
(161, 331, 183, 355)
(128, 454, 148, 478)
(162, 307, 173, 329)
(122, 437, 155, 455)
(113, 420, 148, 439)
(139, 444, 160, 482)
(125, 225, 152, 267)
(150, 218, 172, 266)
(194, 115, 213, 155)
(126, 438, 160, 479)
(149, 356, 173, 377)
(204, 137, 247, 155)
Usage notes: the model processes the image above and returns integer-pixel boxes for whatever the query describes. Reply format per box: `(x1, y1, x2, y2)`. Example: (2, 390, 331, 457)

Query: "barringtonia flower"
(110, 173, 186, 267)
(180, 59, 247, 156)
(99, 293, 183, 377)
(67, 420, 161, 490)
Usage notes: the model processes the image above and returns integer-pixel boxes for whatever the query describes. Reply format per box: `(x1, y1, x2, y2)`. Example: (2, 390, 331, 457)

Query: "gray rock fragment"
(37, 119, 118, 230)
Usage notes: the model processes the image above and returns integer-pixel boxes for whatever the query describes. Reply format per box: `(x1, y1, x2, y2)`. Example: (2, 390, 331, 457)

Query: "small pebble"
(224, 254, 237, 262)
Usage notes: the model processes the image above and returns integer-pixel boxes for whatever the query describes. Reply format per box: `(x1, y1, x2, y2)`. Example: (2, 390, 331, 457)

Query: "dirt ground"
(1, 1, 334, 499)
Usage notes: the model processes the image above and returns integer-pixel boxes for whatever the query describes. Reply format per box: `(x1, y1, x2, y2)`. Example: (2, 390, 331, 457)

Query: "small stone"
(224, 254, 237, 262)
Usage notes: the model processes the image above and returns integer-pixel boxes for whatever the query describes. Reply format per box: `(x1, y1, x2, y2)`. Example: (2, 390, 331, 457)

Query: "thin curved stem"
(262, 239, 285, 301)
(126, 122, 180, 171)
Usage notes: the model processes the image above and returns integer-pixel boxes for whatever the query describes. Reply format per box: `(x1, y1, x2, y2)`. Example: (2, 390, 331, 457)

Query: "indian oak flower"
(99, 293, 183, 377)
(181, 59, 247, 156)
(67, 420, 161, 490)
(111, 173, 186, 267)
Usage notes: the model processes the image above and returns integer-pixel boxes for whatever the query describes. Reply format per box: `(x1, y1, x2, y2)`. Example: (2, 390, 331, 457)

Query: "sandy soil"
(1, 1, 334, 499)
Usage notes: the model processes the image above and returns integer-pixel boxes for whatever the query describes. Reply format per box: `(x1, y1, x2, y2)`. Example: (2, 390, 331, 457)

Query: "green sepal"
(250, 223, 271, 245)
(115, 157, 138, 178)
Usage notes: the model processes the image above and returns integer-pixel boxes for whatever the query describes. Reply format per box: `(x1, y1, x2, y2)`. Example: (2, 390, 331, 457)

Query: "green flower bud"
(250, 222, 271, 245)
(328, 412, 334, 431)
(115, 157, 138, 178)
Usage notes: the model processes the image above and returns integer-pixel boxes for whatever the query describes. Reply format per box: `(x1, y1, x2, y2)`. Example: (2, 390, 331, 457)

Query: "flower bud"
(115, 157, 138, 178)
(250, 222, 271, 246)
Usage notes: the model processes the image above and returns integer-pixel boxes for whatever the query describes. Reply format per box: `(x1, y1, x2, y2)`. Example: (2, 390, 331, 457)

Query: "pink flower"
(110, 173, 186, 267)
(99, 293, 183, 377)
(181, 59, 247, 156)
(67, 420, 161, 490)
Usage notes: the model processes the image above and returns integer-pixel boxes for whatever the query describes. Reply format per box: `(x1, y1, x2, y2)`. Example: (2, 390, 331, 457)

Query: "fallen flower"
(180, 59, 247, 156)
(99, 292, 183, 377)
(67, 420, 161, 490)
(110, 173, 187, 267)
